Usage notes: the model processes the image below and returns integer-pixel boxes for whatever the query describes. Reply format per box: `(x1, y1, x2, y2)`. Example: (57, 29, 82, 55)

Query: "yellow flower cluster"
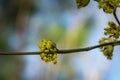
(97, 0, 120, 13)
(75, 0, 90, 9)
(104, 22, 120, 40)
(38, 39, 57, 64)
(99, 21, 120, 59)
(99, 38, 113, 59)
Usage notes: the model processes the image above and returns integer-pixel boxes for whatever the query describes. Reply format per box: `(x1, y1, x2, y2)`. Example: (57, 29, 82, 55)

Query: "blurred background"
(0, 0, 120, 80)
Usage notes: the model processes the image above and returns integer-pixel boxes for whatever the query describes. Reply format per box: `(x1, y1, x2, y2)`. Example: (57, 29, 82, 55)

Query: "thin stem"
(0, 52, 41, 55)
(0, 40, 120, 55)
(57, 40, 120, 53)
(113, 9, 120, 25)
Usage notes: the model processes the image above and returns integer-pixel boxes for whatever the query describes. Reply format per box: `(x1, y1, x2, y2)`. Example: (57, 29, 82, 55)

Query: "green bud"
(75, 0, 90, 9)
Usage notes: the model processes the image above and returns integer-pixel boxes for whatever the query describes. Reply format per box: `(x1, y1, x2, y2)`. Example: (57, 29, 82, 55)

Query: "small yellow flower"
(97, 0, 120, 13)
(104, 22, 120, 40)
(75, 0, 90, 9)
(99, 37, 106, 44)
(38, 39, 57, 64)
(99, 38, 114, 59)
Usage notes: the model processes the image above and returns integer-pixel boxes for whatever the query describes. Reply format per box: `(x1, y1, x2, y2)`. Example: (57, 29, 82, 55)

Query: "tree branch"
(0, 40, 120, 55)
(113, 8, 120, 25)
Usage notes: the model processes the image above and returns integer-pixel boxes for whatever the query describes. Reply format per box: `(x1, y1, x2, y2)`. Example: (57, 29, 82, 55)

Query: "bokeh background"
(0, 0, 120, 80)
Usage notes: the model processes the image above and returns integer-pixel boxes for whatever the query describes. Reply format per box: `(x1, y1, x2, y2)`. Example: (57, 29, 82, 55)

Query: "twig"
(113, 9, 120, 25)
(0, 40, 120, 55)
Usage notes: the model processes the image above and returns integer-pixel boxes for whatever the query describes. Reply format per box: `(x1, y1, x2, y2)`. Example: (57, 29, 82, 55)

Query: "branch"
(113, 8, 120, 25)
(0, 40, 120, 55)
